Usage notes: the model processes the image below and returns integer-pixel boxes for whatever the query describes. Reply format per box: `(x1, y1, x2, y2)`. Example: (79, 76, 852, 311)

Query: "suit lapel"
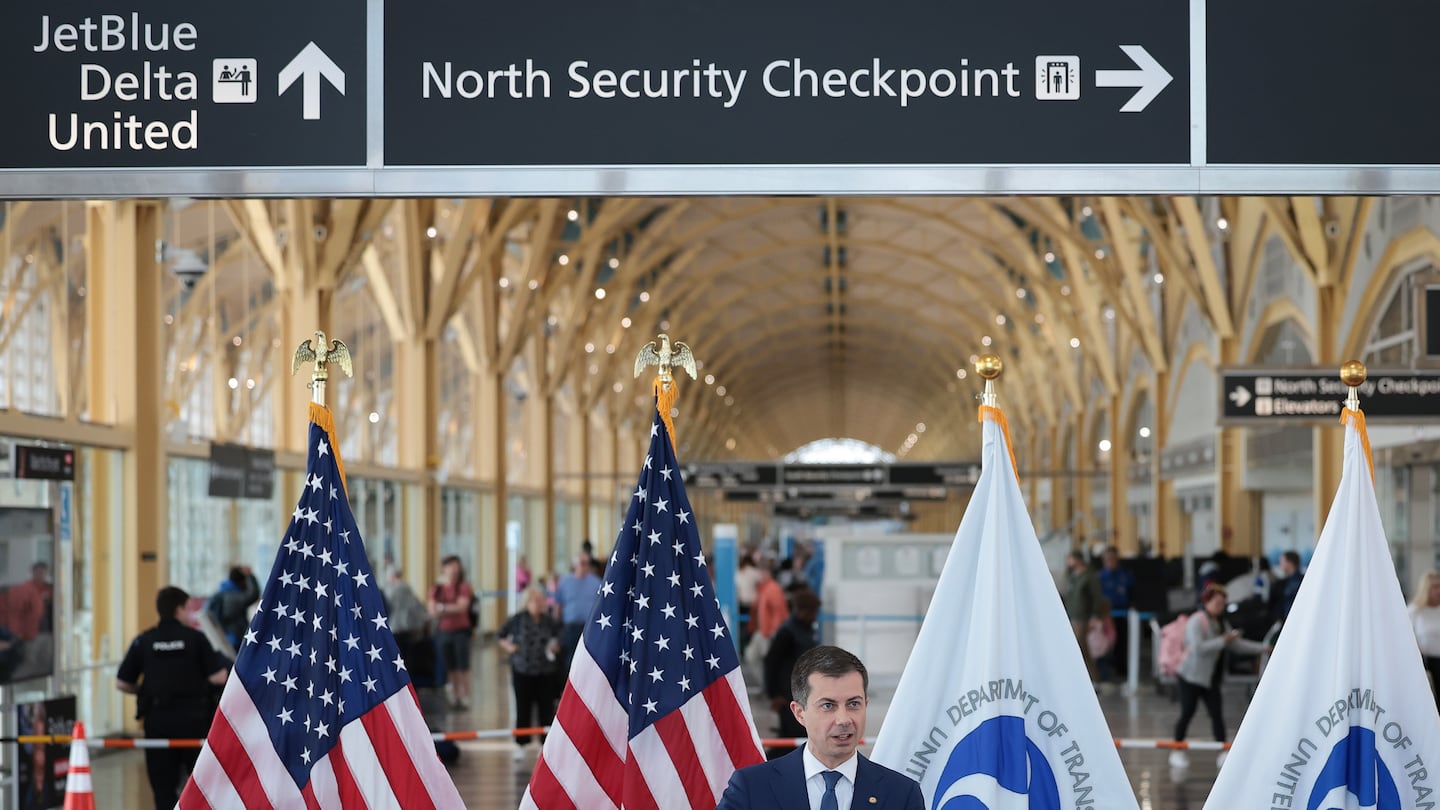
(768, 747, 811, 810)
(853, 755, 885, 809)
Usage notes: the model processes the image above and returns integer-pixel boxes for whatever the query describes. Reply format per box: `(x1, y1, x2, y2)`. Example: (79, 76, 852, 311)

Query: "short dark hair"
(1201, 582, 1228, 603)
(441, 555, 466, 581)
(1282, 550, 1301, 568)
(157, 586, 190, 619)
(228, 566, 247, 588)
(790, 645, 867, 707)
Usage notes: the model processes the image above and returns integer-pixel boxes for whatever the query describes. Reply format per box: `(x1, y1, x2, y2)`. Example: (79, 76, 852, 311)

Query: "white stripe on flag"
(223, 682, 308, 807)
(382, 690, 464, 808)
(186, 743, 249, 810)
(629, 724, 691, 808)
(308, 756, 343, 808)
(337, 715, 402, 809)
(532, 723, 619, 810)
(679, 692, 734, 803)
(567, 642, 630, 757)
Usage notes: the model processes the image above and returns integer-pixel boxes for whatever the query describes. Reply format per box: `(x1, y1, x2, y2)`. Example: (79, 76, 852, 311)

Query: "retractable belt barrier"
(1, 729, 1229, 752)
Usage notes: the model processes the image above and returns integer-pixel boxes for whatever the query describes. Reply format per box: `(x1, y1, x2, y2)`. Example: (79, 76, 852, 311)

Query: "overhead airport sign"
(1220, 368, 1440, 424)
(684, 462, 981, 490)
(0, 3, 366, 170)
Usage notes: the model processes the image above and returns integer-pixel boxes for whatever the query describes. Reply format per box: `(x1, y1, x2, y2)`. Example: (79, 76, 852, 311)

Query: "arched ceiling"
(0, 195, 1248, 463)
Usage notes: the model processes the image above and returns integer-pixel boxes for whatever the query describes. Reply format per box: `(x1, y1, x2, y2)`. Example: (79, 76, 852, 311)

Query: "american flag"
(521, 409, 764, 810)
(179, 409, 464, 809)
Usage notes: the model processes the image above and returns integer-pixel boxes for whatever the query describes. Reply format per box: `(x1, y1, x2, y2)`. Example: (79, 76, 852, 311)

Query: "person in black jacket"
(206, 565, 259, 651)
(763, 588, 820, 750)
(116, 587, 230, 810)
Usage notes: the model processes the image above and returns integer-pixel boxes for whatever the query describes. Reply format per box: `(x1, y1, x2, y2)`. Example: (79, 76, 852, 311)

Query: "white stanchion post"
(1125, 608, 1141, 696)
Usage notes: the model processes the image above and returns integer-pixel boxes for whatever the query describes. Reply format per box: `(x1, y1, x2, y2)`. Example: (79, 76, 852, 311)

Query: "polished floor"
(90, 643, 1236, 808)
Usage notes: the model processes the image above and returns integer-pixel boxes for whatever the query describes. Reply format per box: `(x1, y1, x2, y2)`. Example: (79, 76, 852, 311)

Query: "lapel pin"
(869, 798, 878, 805)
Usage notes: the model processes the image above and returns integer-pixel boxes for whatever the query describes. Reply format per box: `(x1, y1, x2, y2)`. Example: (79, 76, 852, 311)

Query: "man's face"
(1280, 558, 1296, 576)
(792, 672, 866, 768)
(1103, 552, 1118, 570)
(31, 565, 48, 585)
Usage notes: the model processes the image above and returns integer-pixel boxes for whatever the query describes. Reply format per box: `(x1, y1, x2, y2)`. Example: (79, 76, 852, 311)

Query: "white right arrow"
(278, 42, 346, 121)
(1229, 386, 1253, 409)
(1094, 45, 1172, 113)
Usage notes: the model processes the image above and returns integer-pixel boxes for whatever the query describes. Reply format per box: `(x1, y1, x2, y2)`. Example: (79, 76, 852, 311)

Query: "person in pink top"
(429, 556, 475, 709)
(751, 566, 789, 644)
(6, 563, 51, 641)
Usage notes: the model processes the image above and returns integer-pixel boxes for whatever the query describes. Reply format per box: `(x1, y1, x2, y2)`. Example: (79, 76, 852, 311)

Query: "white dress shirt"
(803, 746, 858, 810)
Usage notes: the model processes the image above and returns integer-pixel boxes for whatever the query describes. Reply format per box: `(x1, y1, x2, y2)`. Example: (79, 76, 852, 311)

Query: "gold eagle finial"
(634, 333, 697, 383)
(291, 330, 354, 382)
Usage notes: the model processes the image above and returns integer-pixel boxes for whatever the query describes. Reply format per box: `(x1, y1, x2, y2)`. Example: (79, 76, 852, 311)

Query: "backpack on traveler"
(1157, 612, 1192, 681)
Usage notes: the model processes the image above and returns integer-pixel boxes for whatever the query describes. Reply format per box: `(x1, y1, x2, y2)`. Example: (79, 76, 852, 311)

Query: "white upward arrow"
(1094, 45, 1172, 113)
(278, 42, 345, 121)
(1229, 386, 1253, 409)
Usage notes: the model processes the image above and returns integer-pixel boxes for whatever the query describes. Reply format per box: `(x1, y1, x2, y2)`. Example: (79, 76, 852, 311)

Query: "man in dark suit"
(716, 645, 923, 810)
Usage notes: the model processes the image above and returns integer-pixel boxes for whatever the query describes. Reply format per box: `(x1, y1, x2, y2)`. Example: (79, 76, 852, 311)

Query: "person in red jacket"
(428, 556, 475, 710)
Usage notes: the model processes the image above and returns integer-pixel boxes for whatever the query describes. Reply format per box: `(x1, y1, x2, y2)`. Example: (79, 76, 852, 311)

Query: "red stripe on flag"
(300, 783, 322, 810)
(527, 754, 581, 810)
(360, 699, 437, 810)
(554, 683, 625, 804)
(176, 779, 213, 810)
(702, 679, 765, 770)
(654, 712, 716, 810)
(202, 710, 274, 809)
(622, 748, 662, 810)
(327, 740, 372, 810)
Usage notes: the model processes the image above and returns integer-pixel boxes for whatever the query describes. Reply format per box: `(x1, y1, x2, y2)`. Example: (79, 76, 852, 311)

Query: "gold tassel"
(308, 402, 350, 496)
(654, 377, 679, 452)
(978, 405, 1021, 485)
(1340, 408, 1375, 483)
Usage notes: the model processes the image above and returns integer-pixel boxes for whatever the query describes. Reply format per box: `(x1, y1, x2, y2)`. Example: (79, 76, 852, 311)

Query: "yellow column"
(1109, 397, 1135, 554)
(491, 370, 508, 628)
(1152, 371, 1182, 558)
(395, 337, 439, 594)
(85, 201, 163, 693)
(1073, 411, 1091, 547)
(1313, 284, 1344, 532)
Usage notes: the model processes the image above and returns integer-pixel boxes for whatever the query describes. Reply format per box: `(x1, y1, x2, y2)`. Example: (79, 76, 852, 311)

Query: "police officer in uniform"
(116, 586, 230, 810)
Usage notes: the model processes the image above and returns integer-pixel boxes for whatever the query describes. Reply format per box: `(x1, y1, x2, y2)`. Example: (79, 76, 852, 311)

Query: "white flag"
(1204, 410, 1440, 810)
(870, 407, 1139, 810)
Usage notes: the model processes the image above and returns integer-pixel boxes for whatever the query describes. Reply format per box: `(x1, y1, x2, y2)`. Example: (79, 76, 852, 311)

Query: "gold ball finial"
(976, 354, 1003, 380)
(1340, 360, 1367, 388)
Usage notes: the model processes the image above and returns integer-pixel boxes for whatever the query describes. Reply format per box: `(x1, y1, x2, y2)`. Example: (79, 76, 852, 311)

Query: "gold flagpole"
(977, 353, 1003, 407)
(1340, 359, 1366, 412)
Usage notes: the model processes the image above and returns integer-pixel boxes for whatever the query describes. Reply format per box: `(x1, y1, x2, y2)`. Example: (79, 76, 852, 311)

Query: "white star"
(326, 656, 337, 673)
(678, 676, 692, 691)
(329, 485, 338, 500)
(655, 635, 671, 651)
(324, 518, 333, 534)
(706, 654, 721, 670)
(307, 474, 323, 493)
(309, 648, 318, 666)
(683, 644, 695, 660)
(279, 571, 295, 587)
(282, 675, 297, 692)
(644, 454, 653, 469)
(319, 549, 333, 566)
(371, 613, 388, 630)
(288, 641, 302, 658)
(334, 560, 350, 577)
(662, 603, 677, 619)
(339, 529, 351, 544)
(686, 614, 700, 629)
(320, 689, 334, 706)
(315, 581, 329, 599)
(300, 543, 314, 558)
(261, 667, 277, 684)
(635, 594, 650, 610)
(619, 650, 631, 665)
(393, 655, 407, 672)
(694, 552, 707, 567)
(297, 575, 311, 592)
(316, 721, 330, 739)
(338, 699, 346, 715)
(650, 422, 659, 437)
(654, 498, 668, 513)
(629, 659, 639, 674)
(267, 635, 282, 652)
(648, 530, 662, 546)
(304, 714, 313, 731)
(301, 748, 312, 765)
(243, 628, 258, 646)
(277, 708, 293, 725)
(597, 614, 612, 630)
(642, 562, 655, 578)
(285, 536, 299, 554)
(690, 584, 705, 598)
(632, 521, 642, 535)
(343, 633, 360, 651)
(338, 667, 352, 683)
(292, 506, 304, 523)
(649, 666, 664, 683)
(303, 508, 319, 525)
(667, 572, 681, 588)
(313, 613, 324, 631)
(632, 626, 645, 642)
(635, 486, 647, 502)
(354, 571, 370, 588)
(643, 698, 658, 713)
(352, 604, 363, 619)
(290, 607, 305, 624)
(318, 439, 330, 457)
(673, 540, 685, 556)
(272, 602, 289, 619)
(661, 466, 673, 481)
(678, 510, 690, 525)
(711, 622, 727, 639)
(601, 581, 615, 597)
(363, 676, 377, 693)
(367, 645, 382, 662)
(329, 626, 338, 641)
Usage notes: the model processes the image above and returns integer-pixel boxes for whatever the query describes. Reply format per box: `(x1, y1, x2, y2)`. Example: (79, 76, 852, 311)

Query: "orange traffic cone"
(62, 721, 94, 810)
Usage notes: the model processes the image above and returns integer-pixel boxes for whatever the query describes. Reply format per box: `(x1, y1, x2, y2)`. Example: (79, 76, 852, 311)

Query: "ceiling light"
(425, 226, 438, 239)
(1044, 252, 1056, 263)
(609, 257, 620, 269)
(595, 288, 606, 299)
(1139, 426, 1152, 438)
(1070, 337, 1081, 348)
(1098, 439, 1112, 453)
(981, 336, 993, 347)
(1216, 217, 1229, 230)
(369, 412, 380, 424)
(567, 209, 580, 221)
(227, 377, 239, 389)
(558, 254, 570, 266)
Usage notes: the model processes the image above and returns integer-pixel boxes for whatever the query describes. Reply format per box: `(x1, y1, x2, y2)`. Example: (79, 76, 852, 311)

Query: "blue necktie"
(820, 770, 842, 810)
